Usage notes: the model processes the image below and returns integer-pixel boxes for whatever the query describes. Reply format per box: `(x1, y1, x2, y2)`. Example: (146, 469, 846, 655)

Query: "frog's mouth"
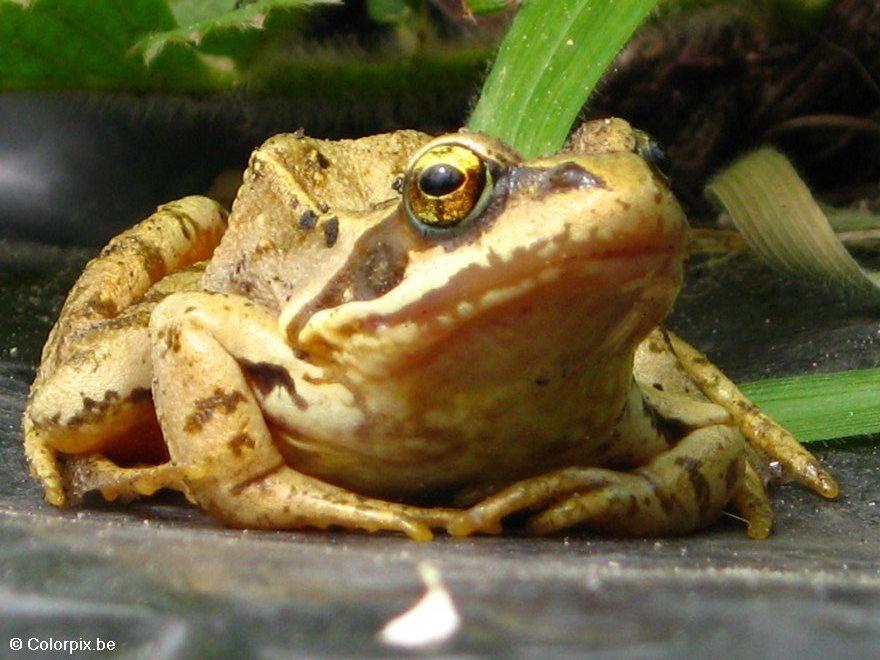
(296, 232, 683, 373)
(383, 246, 677, 329)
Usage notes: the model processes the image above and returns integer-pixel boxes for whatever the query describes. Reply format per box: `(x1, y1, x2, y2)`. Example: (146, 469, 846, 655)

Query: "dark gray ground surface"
(1, 240, 879, 659)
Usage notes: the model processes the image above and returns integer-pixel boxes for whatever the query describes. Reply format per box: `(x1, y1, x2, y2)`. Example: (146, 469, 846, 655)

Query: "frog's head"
(282, 121, 687, 382)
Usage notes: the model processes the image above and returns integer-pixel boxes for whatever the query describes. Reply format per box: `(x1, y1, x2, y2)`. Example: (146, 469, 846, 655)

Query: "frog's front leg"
(449, 424, 748, 538)
(148, 292, 457, 541)
(665, 330, 839, 499)
(62, 454, 197, 503)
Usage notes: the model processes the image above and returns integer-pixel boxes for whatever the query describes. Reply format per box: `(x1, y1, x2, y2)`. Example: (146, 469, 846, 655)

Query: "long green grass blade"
(467, 0, 659, 157)
(742, 369, 880, 443)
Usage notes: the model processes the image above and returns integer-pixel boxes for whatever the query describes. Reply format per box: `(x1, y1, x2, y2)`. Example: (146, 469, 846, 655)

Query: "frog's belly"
(269, 381, 665, 502)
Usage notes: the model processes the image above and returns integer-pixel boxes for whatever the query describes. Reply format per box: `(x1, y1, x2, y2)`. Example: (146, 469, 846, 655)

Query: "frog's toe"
(452, 424, 748, 537)
(524, 474, 638, 535)
(447, 467, 611, 536)
(62, 454, 195, 504)
(731, 459, 774, 540)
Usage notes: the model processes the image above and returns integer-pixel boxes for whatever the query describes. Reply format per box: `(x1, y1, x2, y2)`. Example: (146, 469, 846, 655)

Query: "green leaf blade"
(742, 369, 880, 443)
(467, 0, 660, 157)
(706, 147, 880, 300)
(135, 0, 338, 66)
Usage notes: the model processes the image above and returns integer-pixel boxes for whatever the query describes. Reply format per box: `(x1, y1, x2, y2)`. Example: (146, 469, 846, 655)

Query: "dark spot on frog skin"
(506, 163, 605, 200)
(240, 360, 308, 410)
(82, 391, 119, 413)
(156, 325, 182, 354)
(62, 388, 151, 428)
(100, 236, 166, 284)
(391, 176, 405, 193)
(353, 241, 409, 298)
(646, 338, 665, 353)
(636, 468, 675, 515)
(184, 389, 247, 434)
(228, 432, 256, 456)
(318, 201, 330, 213)
(90, 308, 152, 331)
(627, 494, 640, 517)
(87, 294, 119, 318)
(323, 217, 340, 247)
(675, 455, 711, 519)
(298, 210, 318, 230)
(315, 151, 331, 168)
(161, 206, 200, 240)
(642, 394, 690, 445)
(725, 458, 741, 493)
(544, 162, 604, 191)
(652, 382, 664, 391)
(229, 463, 286, 496)
(534, 376, 551, 386)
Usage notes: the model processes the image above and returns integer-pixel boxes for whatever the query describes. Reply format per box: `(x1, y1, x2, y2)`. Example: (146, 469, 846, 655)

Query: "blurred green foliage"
(0, 0, 340, 91)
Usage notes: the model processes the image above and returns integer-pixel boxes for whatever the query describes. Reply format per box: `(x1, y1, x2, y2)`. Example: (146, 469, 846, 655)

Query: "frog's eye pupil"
(418, 164, 466, 197)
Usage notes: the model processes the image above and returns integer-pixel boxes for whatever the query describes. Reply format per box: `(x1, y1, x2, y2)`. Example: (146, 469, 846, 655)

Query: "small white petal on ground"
(378, 562, 461, 650)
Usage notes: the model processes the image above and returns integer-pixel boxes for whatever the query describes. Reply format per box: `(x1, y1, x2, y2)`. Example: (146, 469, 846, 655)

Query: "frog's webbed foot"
(450, 425, 746, 538)
(665, 331, 839, 500)
(148, 291, 457, 541)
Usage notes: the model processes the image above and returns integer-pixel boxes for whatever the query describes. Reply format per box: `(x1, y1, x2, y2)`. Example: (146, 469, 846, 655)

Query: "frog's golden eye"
(403, 143, 493, 237)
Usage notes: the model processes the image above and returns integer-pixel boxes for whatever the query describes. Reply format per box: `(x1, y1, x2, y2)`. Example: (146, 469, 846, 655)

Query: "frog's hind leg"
(665, 331, 839, 499)
(24, 197, 228, 506)
(450, 424, 747, 537)
(148, 291, 457, 541)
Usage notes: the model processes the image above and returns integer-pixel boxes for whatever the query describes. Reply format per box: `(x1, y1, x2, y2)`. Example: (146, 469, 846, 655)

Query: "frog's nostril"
(634, 133, 671, 182)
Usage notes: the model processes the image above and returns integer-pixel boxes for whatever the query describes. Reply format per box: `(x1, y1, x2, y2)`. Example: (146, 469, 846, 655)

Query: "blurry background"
(1, 0, 878, 245)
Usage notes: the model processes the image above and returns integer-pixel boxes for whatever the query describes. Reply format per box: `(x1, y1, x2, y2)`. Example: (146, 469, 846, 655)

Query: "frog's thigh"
(149, 292, 455, 541)
(665, 331, 839, 499)
(25, 197, 227, 507)
(451, 425, 746, 537)
(25, 312, 163, 508)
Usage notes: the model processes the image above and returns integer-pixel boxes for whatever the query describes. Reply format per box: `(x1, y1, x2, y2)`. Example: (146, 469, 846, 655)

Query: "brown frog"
(23, 119, 838, 540)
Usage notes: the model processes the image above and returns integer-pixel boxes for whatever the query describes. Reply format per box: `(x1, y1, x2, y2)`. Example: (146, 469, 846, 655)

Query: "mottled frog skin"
(23, 119, 837, 540)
